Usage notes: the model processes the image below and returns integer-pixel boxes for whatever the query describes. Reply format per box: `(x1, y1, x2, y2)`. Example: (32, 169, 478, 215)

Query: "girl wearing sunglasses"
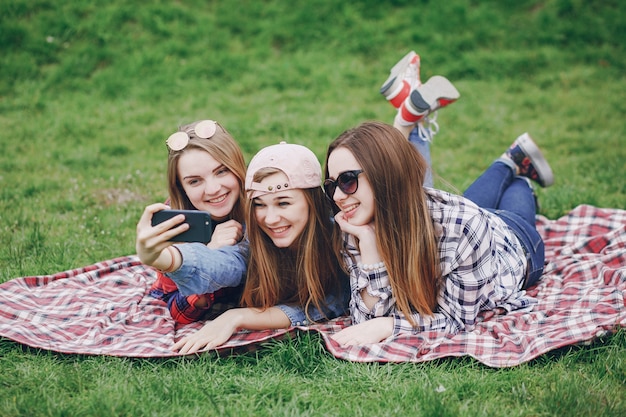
(171, 142, 347, 354)
(324, 121, 553, 345)
(136, 120, 248, 324)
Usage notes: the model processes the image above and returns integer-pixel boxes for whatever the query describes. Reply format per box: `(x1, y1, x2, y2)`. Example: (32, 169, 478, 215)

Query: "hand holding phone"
(151, 209, 213, 244)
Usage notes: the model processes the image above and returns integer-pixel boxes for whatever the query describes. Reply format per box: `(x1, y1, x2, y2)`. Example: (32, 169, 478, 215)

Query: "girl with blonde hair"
(136, 119, 248, 324)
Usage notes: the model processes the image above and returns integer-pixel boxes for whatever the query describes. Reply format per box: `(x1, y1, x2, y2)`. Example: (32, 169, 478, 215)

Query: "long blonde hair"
(241, 167, 344, 321)
(325, 121, 441, 324)
(166, 121, 246, 224)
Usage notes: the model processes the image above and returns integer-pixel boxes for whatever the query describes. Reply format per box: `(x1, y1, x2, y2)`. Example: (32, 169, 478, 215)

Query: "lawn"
(1, 1, 625, 415)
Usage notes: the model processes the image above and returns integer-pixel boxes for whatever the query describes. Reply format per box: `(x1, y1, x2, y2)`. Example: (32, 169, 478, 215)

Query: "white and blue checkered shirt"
(342, 188, 536, 336)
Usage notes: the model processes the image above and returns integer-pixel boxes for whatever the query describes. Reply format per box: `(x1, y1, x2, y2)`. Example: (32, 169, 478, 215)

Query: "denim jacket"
(165, 241, 249, 296)
(165, 240, 348, 326)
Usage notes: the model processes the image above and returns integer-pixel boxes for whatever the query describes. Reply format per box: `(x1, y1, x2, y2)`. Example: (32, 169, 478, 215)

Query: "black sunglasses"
(324, 170, 364, 198)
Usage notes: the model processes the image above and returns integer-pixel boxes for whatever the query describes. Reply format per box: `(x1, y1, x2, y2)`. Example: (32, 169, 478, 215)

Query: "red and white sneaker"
(380, 51, 421, 109)
(396, 75, 460, 126)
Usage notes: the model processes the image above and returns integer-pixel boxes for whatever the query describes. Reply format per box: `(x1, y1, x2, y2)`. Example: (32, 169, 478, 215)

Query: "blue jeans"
(410, 128, 544, 287)
(463, 161, 545, 288)
(409, 127, 433, 187)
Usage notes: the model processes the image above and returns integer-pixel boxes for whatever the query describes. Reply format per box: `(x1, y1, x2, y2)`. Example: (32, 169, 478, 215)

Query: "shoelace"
(417, 111, 439, 142)
(404, 60, 421, 95)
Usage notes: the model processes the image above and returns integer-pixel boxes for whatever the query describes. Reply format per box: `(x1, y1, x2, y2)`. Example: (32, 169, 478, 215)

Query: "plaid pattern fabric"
(149, 271, 240, 324)
(0, 205, 624, 367)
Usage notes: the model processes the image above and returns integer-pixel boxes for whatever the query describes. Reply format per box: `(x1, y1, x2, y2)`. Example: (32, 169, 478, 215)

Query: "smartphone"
(151, 209, 213, 244)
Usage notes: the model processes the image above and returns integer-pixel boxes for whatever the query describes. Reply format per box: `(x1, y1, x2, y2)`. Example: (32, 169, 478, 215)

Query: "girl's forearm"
(226, 306, 291, 331)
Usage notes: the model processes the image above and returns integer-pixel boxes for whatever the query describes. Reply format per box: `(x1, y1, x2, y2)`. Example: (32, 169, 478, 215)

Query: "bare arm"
(334, 212, 382, 310)
(172, 307, 291, 354)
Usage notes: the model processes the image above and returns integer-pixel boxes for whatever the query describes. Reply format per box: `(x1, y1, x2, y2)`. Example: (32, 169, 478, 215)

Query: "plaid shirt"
(343, 188, 536, 336)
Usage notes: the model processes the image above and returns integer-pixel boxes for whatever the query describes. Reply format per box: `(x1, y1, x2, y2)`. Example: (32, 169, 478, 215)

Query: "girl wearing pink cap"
(171, 142, 347, 354)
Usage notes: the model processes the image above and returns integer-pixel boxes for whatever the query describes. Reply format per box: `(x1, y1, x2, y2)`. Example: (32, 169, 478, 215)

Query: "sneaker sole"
(516, 133, 554, 187)
(380, 51, 417, 96)
(408, 75, 460, 114)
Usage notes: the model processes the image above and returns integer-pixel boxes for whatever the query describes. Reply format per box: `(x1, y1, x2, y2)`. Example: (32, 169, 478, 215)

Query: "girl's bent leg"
(498, 177, 537, 226)
(463, 161, 515, 209)
(409, 126, 433, 187)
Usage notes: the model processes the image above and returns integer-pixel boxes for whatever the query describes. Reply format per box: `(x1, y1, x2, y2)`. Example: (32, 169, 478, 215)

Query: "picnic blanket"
(0, 204, 624, 367)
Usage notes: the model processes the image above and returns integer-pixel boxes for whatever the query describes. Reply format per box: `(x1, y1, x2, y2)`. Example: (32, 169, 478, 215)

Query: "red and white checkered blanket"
(1, 205, 624, 367)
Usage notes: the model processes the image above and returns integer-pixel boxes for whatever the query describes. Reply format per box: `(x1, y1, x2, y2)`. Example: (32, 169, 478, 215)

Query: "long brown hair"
(166, 121, 247, 224)
(241, 167, 344, 321)
(325, 121, 441, 325)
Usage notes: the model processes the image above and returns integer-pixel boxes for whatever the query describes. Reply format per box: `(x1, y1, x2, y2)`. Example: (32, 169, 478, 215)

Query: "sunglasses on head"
(323, 170, 364, 198)
(166, 119, 218, 152)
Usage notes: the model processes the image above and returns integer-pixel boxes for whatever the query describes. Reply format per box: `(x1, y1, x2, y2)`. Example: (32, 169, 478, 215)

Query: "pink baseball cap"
(246, 141, 322, 199)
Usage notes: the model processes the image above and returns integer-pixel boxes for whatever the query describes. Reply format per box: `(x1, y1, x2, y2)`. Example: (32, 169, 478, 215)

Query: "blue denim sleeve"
(276, 277, 350, 326)
(165, 239, 249, 297)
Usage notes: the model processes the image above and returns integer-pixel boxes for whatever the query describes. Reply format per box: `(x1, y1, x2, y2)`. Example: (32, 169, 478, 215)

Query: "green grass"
(1, 0, 625, 415)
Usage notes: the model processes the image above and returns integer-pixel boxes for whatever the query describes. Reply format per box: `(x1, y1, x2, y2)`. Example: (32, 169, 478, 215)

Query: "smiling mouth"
(341, 203, 359, 217)
(208, 193, 228, 204)
(269, 226, 290, 235)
